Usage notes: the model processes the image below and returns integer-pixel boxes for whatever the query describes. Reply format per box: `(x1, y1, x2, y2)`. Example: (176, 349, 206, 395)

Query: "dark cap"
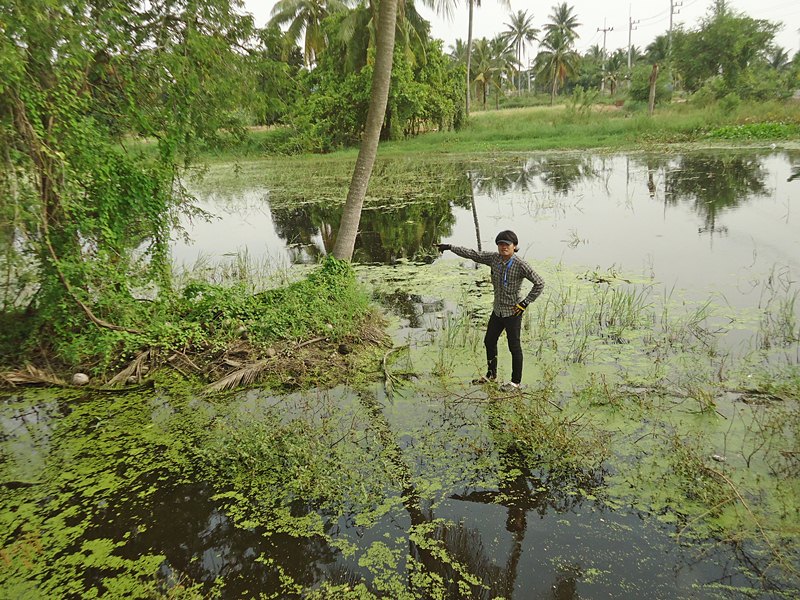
(494, 230, 518, 246)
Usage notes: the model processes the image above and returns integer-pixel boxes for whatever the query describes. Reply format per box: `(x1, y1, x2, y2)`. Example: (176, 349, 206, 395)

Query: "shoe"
(500, 382, 521, 392)
(471, 375, 496, 384)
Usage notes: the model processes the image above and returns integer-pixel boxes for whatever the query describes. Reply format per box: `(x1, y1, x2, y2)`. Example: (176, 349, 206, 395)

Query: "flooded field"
(2, 149, 799, 598)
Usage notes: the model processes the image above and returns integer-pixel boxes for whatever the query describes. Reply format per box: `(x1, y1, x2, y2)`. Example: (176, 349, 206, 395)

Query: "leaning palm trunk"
(332, 0, 399, 260)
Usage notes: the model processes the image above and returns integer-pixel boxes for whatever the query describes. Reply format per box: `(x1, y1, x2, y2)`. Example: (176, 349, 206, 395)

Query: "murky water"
(174, 150, 799, 312)
(3, 149, 799, 598)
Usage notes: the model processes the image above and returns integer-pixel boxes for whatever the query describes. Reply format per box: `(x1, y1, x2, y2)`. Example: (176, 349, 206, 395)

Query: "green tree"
(470, 36, 514, 108)
(533, 3, 581, 103)
(604, 49, 627, 96)
(294, 17, 462, 149)
(464, 0, 511, 116)
(534, 29, 580, 104)
(0, 0, 253, 360)
(645, 34, 670, 63)
(768, 47, 791, 71)
(672, 5, 778, 93)
(268, 0, 348, 67)
(248, 25, 304, 125)
(542, 2, 581, 44)
(501, 10, 539, 93)
(577, 44, 603, 90)
(449, 38, 469, 64)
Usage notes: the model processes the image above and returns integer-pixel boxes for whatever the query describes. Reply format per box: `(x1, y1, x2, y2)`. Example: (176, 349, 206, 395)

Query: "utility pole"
(598, 18, 614, 93)
(628, 6, 639, 71)
(668, 0, 682, 58)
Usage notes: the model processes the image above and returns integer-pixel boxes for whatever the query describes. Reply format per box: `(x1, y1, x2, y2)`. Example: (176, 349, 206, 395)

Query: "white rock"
(72, 373, 90, 386)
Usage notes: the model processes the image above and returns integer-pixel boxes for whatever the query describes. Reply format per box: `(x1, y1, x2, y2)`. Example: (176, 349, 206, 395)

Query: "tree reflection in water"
(662, 153, 769, 236)
(269, 163, 472, 263)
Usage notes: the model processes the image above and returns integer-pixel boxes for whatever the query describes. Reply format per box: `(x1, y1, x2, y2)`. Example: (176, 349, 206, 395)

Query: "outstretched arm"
(443, 245, 495, 266)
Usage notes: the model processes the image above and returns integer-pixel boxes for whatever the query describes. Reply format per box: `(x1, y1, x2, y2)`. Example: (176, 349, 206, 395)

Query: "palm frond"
(108, 350, 151, 387)
(2, 365, 66, 387)
(204, 359, 271, 394)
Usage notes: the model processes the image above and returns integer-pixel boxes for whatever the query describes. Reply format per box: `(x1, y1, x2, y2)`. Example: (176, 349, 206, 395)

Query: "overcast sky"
(242, 0, 799, 60)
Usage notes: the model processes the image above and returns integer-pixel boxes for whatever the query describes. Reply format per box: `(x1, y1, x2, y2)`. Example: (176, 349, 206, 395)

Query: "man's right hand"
(436, 244, 451, 252)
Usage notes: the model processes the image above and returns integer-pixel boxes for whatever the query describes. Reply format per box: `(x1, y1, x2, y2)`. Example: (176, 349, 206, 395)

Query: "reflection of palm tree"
(468, 172, 482, 251)
(450, 444, 594, 597)
(663, 153, 769, 234)
(531, 156, 597, 194)
(359, 390, 500, 597)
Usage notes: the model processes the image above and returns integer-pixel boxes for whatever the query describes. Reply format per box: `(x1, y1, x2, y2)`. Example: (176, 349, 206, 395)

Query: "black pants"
(484, 311, 523, 384)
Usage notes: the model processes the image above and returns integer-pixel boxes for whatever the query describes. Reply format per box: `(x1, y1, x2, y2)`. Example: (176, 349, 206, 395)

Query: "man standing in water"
(437, 230, 544, 391)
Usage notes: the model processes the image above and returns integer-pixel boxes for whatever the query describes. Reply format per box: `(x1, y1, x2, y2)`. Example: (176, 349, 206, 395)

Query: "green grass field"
(232, 98, 800, 160)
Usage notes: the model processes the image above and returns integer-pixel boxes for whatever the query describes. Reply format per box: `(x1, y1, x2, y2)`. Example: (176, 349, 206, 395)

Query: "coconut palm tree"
(335, 0, 430, 73)
(534, 2, 581, 102)
(534, 28, 580, 104)
(769, 46, 790, 71)
(471, 38, 494, 108)
(501, 10, 539, 94)
(604, 49, 627, 96)
(542, 2, 581, 45)
(449, 38, 468, 64)
(488, 35, 516, 107)
(332, 0, 399, 260)
(269, 0, 349, 67)
(465, 0, 510, 116)
(645, 35, 670, 63)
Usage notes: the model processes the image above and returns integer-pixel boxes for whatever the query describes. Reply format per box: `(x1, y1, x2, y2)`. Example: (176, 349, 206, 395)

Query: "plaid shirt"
(450, 246, 545, 317)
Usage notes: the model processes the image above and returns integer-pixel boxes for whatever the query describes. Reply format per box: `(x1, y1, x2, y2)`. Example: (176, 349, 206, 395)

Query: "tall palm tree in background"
(471, 38, 493, 108)
(542, 2, 581, 45)
(470, 36, 515, 109)
(501, 10, 539, 93)
(645, 35, 670, 64)
(534, 3, 580, 104)
(604, 49, 626, 95)
(489, 35, 516, 107)
(269, 0, 349, 67)
(465, 0, 510, 116)
(584, 44, 602, 62)
(449, 38, 468, 63)
(534, 28, 579, 104)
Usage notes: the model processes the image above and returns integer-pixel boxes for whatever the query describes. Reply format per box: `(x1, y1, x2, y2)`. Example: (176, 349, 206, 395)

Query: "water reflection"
(117, 483, 338, 596)
(266, 165, 471, 263)
(175, 149, 798, 314)
(663, 153, 769, 235)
